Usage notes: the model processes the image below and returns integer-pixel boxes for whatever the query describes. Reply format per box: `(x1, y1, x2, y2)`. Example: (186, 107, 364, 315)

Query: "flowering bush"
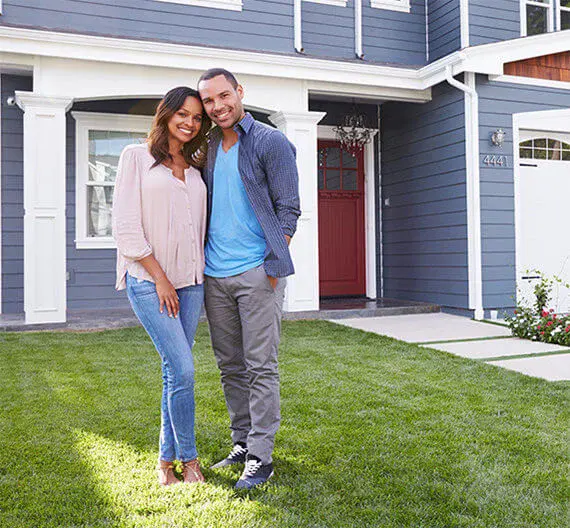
(505, 271, 570, 347)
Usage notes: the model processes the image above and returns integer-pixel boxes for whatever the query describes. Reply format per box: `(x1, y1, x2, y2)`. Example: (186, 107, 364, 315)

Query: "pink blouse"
(112, 143, 206, 291)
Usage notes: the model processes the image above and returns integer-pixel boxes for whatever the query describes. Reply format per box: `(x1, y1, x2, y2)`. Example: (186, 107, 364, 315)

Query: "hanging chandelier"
(334, 107, 373, 157)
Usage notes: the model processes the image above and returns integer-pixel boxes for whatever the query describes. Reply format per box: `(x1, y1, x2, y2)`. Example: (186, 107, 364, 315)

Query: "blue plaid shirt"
(203, 113, 301, 278)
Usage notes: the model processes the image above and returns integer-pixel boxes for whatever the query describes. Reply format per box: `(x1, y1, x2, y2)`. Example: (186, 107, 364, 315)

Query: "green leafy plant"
(506, 270, 570, 346)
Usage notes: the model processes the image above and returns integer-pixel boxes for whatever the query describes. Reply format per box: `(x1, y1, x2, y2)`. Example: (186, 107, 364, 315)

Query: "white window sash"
(72, 112, 153, 250)
(557, 0, 570, 29)
(521, 0, 555, 36)
(154, 0, 242, 11)
(370, 0, 411, 13)
(304, 0, 348, 6)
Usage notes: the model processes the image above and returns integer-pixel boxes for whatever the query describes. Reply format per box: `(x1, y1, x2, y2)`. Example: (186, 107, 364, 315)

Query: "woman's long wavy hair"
(147, 86, 211, 169)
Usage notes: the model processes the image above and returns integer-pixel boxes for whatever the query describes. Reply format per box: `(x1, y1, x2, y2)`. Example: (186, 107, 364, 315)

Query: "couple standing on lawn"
(112, 68, 299, 490)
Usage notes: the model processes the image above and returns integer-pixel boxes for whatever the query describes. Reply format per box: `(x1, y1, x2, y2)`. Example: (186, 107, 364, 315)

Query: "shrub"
(505, 271, 570, 347)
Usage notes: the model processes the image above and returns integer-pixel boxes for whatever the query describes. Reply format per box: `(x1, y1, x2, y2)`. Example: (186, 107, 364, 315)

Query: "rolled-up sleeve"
(263, 132, 301, 237)
(112, 147, 153, 260)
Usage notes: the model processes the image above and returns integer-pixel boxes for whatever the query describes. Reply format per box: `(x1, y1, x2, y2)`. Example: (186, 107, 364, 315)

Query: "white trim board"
(317, 125, 378, 299)
(0, 74, 2, 314)
(72, 111, 153, 250)
(489, 74, 570, 91)
(155, 0, 242, 10)
(0, 26, 568, 95)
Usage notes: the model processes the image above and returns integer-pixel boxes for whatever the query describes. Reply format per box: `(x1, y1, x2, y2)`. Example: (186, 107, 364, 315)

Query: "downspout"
(294, 0, 303, 53)
(355, 0, 364, 59)
(425, 0, 429, 62)
(445, 67, 484, 320)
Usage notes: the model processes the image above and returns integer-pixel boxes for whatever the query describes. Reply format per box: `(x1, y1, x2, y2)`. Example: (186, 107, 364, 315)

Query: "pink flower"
(566, 326, 570, 333)
(537, 325, 542, 330)
(547, 321, 553, 327)
(550, 308, 555, 312)
(541, 331, 545, 335)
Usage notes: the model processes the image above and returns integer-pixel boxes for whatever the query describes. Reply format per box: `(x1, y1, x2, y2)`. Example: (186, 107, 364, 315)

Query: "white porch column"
(15, 93, 72, 324)
(269, 110, 326, 312)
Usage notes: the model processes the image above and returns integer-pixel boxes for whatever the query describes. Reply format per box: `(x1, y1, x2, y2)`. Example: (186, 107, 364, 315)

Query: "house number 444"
(482, 155, 508, 167)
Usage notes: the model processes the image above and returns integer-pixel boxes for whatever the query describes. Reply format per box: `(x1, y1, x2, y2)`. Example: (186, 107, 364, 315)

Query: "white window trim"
(154, 0, 242, 10)
(304, 0, 347, 6)
(521, 0, 555, 36)
(72, 111, 152, 250)
(371, 0, 411, 13)
(558, 0, 570, 29)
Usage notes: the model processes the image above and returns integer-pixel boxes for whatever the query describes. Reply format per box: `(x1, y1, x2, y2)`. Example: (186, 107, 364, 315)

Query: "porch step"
(284, 298, 440, 321)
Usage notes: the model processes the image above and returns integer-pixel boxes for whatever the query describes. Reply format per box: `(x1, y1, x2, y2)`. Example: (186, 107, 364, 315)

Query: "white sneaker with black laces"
(210, 443, 248, 469)
(235, 454, 274, 489)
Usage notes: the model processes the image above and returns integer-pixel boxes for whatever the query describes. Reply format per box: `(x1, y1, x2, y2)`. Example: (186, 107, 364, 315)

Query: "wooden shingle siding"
(469, 0, 520, 46)
(381, 81, 468, 308)
(428, 0, 460, 62)
(1, 75, 31, 314)
(477, 75, 570, 309)
(504, 52, 570, 81)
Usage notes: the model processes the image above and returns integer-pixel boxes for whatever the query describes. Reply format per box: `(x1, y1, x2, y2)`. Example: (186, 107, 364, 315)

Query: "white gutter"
(460, 0, 470, 48)
(294, 0, 303, 53)
(445, 67, 484, 320)
(355, 0, 363, 59)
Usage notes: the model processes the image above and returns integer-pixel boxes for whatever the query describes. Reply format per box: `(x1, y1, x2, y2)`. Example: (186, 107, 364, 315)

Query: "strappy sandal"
(157, 460, 180, 486)
(181, 459, 205, 484)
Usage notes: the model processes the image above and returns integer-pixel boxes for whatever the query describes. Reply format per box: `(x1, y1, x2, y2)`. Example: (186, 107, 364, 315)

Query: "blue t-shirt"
(204, 141, 266, 277)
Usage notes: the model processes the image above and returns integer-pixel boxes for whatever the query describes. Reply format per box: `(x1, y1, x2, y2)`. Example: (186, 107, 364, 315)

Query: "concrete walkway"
(332, 313, 570, 381)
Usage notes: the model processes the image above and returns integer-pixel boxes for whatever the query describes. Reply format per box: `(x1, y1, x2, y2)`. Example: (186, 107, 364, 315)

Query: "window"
(370, 0, 410, 13)
(522, 0, 554, 36)
(520, 138, 570, 160)
(560, 0, 570, 29)
(154, 0, 242, 11)
(72, 112, 152, 249)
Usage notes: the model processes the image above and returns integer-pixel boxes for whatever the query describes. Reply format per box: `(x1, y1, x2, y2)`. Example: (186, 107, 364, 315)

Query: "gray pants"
(204, 264, 286, 464)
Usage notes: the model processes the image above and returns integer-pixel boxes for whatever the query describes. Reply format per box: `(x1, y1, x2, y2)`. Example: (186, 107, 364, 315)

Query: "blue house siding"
(362, 0, 426, 65)
(428, 0, 460, 62)
(1, 75, 31, 314)
(469, 0, 520, 46)
(0, 0, 294, 54)
(477, 75, 570, 310)
(381, 81, 468, 308)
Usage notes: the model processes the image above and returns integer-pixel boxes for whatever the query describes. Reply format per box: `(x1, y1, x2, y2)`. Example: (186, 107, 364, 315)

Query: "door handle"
(521, 275, 541, 280)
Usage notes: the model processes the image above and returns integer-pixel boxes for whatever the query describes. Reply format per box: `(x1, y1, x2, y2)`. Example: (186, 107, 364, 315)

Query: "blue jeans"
(126, 273, 204, 462)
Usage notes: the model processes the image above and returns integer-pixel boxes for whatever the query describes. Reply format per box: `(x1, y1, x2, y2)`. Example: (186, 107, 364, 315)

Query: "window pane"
(520, 148, 533, 159)
(318, 169, 325, 190)
(342, 150, 358, 168)
(562, 141, 570, 150)
(562, 10, 570, 30)
(535, 148, 547, 160)
(561, 0, 570, 7)
(562, 150, 570, 161)
(88, 130, 146, 183)
(87, 186, 114, 237)
(533, 138, 546, 148)
(325, 147, 341, 167)
(318, 148, 326, 167)
(526, 5, 549, 36)
(343, 170, 358, 190)
(326, 169, 341, 190)
(520, 139, 533, 148)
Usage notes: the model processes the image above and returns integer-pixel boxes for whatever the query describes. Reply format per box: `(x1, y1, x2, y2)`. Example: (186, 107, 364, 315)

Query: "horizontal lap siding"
(381, 81, 468, 308)
(0, 0, 294, 54)
(428, 0, 460, 62)
(362, 1, 426, 65)
(1, 75, 31, 314)
(66, 105, 135, 311)
(469, 0, 519, 46)
(477, 76, 570, 309)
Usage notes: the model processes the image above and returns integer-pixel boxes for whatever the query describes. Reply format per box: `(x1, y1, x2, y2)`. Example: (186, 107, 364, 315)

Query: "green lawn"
(0, 321, 568, 528)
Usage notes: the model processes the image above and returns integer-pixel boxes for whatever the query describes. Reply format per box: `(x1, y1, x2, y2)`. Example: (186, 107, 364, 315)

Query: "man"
(197, 68, 300, 489)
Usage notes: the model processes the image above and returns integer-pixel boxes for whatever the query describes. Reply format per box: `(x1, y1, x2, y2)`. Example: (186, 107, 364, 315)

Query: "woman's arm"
(112, 147, 179, 317)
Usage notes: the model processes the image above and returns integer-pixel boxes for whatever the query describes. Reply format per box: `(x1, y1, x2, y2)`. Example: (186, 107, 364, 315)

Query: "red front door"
(318, 140, 366, 297)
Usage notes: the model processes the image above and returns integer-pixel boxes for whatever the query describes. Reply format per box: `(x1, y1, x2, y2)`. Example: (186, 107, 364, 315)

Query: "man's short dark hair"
(198, 68, 239, 89)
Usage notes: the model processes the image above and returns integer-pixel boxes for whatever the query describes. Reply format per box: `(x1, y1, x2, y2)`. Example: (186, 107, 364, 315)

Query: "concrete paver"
(488, 354, 570, 382)
(421, 337, 570, 359)
(331, 313, 510, 343)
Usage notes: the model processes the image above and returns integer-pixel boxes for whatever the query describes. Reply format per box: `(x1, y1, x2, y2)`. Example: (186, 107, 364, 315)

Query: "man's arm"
(262, 131, 301, 239)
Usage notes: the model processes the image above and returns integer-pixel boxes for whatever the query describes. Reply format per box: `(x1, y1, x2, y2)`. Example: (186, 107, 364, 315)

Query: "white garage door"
(517, 131, 570, 313)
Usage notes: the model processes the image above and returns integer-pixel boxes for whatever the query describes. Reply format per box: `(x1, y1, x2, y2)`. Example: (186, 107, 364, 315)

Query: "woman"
(112, 86, 211, 486)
